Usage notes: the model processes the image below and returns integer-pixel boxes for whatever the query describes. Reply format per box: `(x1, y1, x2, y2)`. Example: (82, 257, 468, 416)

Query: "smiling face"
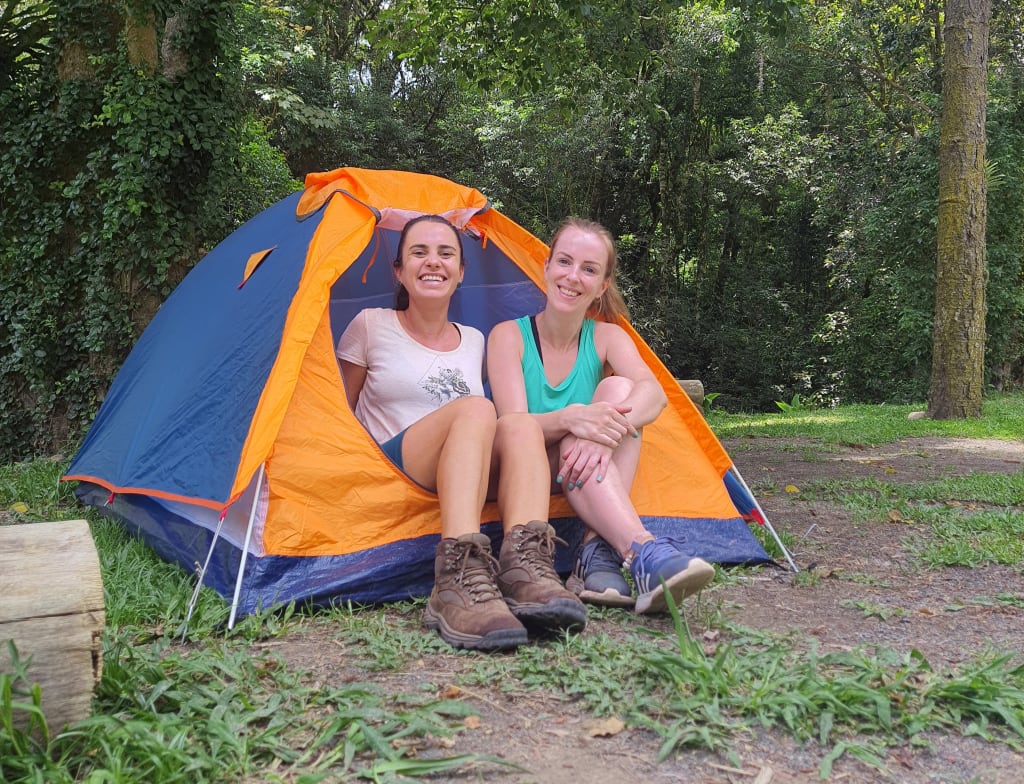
(544, 226, 610, 314)
(395, 218, 464, 306)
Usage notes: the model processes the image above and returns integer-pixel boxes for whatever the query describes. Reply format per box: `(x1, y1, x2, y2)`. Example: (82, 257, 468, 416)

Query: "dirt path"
(274, 436, 1024, 783)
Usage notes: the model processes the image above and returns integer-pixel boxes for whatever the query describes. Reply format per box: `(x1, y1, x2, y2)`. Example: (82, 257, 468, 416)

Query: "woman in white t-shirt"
(336, 215, 585, 652)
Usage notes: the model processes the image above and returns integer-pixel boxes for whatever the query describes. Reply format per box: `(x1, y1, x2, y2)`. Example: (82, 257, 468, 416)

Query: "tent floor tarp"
(76, 482, 771, 614)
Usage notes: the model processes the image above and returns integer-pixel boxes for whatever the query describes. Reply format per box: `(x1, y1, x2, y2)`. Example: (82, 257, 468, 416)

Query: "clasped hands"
(557, 402, 637, 490)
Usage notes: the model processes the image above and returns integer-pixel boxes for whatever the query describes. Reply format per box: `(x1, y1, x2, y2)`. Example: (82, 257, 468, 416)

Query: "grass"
(797, 471, 1024, 568)
(707, 390, 1024, 445)
(2, 395, 1023, 781)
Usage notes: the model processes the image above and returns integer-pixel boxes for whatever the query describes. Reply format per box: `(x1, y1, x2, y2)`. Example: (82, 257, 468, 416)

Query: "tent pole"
(181, 516, 226, 642)
(731, 466, 799, 573)
(228, 464, 266, 629)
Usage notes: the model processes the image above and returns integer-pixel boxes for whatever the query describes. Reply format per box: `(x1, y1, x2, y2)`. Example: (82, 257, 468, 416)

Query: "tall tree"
(928, 0, 991, 418)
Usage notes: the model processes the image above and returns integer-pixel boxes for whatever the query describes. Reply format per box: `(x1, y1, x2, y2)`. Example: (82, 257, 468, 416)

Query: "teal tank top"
(516, 316, 603, 414)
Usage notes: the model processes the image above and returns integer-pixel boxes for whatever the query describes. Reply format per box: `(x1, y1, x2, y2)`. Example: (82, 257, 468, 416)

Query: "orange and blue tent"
(64, 168, 788, 622)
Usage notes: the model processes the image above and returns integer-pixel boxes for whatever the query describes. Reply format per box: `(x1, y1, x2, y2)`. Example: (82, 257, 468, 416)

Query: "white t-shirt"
(336, 308, 486, 442)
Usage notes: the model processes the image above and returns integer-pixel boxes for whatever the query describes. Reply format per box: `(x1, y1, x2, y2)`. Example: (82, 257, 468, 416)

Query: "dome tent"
(64, 168, 786, 623)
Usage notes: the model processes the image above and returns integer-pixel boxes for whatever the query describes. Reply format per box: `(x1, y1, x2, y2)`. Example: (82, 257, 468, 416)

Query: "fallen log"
(0, 519, 105, 733)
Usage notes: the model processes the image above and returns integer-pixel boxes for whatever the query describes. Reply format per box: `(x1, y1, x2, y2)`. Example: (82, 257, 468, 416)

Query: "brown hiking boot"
(423, 533, 528, 651)
(496, 521, 587, 634)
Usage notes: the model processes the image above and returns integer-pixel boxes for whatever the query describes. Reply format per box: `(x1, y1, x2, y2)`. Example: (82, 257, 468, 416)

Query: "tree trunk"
(928, 0, 990, 419)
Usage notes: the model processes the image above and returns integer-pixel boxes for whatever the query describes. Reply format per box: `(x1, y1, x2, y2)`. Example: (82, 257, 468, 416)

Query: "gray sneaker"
(566, 537, 635, 608)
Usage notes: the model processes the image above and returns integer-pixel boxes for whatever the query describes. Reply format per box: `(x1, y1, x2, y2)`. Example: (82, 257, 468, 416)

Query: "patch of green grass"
(900, 472, 1024, 507)
(793, 569, 821, 587)
(2, 626, 489, 783)
(841, 599, 906, 621)
(947, 594, 1024, 610)
(707, 391, 1024, 445)
(3, 612, 494, 784)
(323, 600, 453, 670)
(0, 457, 78, 523)
(917, 509, 1024, 567)
(637, 604, 1024, 777)
(750, 519, 799, 563)
(802, 472, 1024, 568)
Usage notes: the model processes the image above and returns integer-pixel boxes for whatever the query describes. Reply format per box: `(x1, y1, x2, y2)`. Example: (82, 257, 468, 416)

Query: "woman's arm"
(339, 360, 367, 411)
(485, 321, 528, 415)
(488, 320, 636, 449)
(597, 322, 667, 429)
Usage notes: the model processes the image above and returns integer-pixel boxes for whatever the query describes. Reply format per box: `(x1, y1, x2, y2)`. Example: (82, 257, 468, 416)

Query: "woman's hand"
(557, 437, 614, 490)
(564, 401, 637, 447)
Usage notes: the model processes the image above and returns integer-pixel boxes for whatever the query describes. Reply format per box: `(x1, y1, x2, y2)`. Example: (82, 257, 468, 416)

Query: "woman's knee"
(449, 395, 497, 430)
(593, 375, 633, 403)
(495, 411, 542, 444)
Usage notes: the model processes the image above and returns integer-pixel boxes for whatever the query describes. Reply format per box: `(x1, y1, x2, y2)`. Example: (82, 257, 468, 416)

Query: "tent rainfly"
(64, 167, 794, 625)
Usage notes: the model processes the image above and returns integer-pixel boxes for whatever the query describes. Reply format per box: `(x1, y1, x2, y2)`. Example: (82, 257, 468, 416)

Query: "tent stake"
(229, 464, 265, 629)
(731, 466, 799, 572)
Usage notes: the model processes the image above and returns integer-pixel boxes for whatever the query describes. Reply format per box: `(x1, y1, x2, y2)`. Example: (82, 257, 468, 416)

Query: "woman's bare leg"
(563, 376, 648, 557)
(400, 395, 496, 538)
(488, 412, 550, 532)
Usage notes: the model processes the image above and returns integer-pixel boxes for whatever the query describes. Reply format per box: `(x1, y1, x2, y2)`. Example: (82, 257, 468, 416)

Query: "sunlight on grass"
(802, 471, 1024, 567)
(708, 391, 1024, 445)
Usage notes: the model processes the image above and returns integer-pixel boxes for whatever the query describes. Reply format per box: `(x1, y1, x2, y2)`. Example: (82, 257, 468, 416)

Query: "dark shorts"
(380, 429, 406, 470)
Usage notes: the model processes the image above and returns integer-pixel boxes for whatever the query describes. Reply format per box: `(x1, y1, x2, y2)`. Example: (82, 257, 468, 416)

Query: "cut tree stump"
(0, 519, 105, 733)
(677, 379, 705, 408)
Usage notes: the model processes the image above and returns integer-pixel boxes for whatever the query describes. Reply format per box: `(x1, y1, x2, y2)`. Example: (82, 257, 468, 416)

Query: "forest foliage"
(1, 0, 1023, 462)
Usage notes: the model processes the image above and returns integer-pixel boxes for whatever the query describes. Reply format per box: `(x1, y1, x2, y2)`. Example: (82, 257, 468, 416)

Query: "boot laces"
(450, 540, 502, 602)
(515, 524, 565, 579)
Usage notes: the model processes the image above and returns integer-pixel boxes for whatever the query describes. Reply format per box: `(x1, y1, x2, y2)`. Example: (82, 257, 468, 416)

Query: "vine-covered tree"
(0, 0, 293, 461)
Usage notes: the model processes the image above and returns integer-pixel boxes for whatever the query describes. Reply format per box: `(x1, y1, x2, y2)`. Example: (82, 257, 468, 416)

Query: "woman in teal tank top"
(487, 218, 715, 615)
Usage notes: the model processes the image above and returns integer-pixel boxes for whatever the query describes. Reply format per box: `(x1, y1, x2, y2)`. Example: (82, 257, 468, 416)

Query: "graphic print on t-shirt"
(422, 366, 472, 404)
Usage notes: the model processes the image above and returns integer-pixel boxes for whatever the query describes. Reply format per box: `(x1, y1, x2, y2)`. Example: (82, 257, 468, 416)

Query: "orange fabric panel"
(239, 247, 275, 288)
(265, 306, 442, 556)
(232, 197, 377, 501)
(299, 168, 490, 221)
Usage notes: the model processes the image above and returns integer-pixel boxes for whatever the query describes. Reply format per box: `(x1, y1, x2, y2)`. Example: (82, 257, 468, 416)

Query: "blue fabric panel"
(77, 482, 769, 617)
(641, 515, 771, 565)
(724, 468, 758, 517)
(68, 192, 317, 502)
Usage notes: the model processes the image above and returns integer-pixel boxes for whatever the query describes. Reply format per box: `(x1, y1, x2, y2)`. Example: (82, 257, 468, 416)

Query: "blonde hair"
(547, 217, 629, 323)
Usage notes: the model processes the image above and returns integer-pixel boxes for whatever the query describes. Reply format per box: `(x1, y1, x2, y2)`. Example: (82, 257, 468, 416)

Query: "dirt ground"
(271, 436, 1024, 784)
